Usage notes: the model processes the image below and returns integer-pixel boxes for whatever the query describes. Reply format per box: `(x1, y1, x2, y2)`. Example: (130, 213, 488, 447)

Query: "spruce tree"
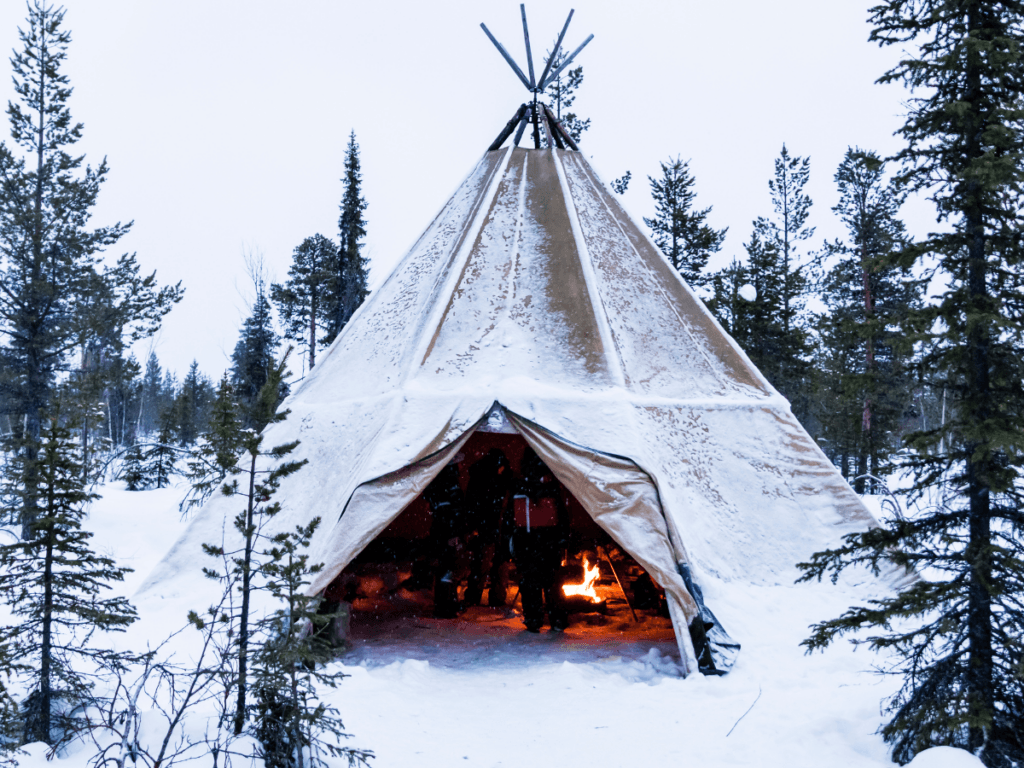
(799, 3, 1024, 764)
(0, 3, 182, 536)
(0, 652, 17, 756)
(271, 235, 338, 373)
(326, 132, 369, 345)
(610, 171, 631, 195)
(812, 148, 922, 492)
(121, 442, 147, 491)
(176, 361, 213, 445)
(143, 408, 178, 490)
(251, 519, 372, 768)
(183, 374, 243, 513)
(138, 352, 163, 436)
(200, 353, 306, 736)
(643, 157, 727, 288)
(717, 146, 814, 423)
(706, 257, 755, 339)
(0, 411, 137, 746)
(540, 43, 589, 143)
(231, 284, 280, 427)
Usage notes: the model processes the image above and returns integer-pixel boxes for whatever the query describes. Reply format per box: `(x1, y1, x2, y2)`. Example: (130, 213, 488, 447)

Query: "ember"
(562, 556, 601, 603)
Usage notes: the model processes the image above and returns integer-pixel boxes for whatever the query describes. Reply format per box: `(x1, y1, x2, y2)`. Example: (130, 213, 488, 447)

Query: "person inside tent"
(510, 448, 569, 633)
(464, 448, 513, 607)
(424, 460, 469, 619)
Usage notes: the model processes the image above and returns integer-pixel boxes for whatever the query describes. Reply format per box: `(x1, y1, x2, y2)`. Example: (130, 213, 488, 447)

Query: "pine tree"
(812, 148, 922, 492)
(143, 408, 178, 490)
(799, 3, 1024, 764)
(0, 3, 181, 537)
(643, 157, 727, 288)
(0, 411, 137, 746)
(327, 132, 369, 346)
(176, 361, 213, 445)
(540, 43, 590, 144)
(717, 145, 814, 423)
(138, 352, 163, 436)
(251, 519, 372, 768)
(610, 171, 631, 195)
(121, 442, 147, 491)
(231, 285, 280, 427)
(757, 145, 816, 322)
(705, 257, 755, 339)
(0, 650, 17, 757)
(271, 235, 338, 373)
(183, 375, 243, 513)
(200, 353, 306, 736)
(68, 347, 142, 454)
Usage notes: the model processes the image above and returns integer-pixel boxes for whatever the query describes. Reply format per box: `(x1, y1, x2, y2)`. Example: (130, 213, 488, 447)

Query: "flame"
(562, 557, 601, 603)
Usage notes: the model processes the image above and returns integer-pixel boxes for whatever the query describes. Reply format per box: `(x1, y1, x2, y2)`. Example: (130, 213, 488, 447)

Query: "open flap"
(506, 412, 710, 675)
(679, 563, 741, 674)
(307, 425, 479, 596)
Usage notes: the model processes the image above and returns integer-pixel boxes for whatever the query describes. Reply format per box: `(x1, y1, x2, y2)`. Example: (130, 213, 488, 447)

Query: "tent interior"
(319, 428, 682, 658)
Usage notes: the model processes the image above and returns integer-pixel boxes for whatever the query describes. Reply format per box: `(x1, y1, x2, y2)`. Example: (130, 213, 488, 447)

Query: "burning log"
(560, 557, 607, 614)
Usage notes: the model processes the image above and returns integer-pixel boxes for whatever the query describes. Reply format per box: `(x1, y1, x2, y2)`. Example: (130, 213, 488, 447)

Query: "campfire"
(563, 556, 600, 602)
(561, 557, 606, 618)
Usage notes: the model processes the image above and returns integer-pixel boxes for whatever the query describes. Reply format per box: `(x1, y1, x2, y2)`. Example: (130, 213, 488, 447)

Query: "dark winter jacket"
(424, 463, 468, 544)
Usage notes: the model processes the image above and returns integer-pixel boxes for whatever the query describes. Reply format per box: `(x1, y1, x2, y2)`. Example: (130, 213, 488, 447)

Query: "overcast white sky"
(0, 1, 933, 380)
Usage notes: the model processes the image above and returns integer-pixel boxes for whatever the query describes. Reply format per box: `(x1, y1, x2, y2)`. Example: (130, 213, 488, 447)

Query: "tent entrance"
(312, 406, 737, 675)
(322, 429, 680, 661)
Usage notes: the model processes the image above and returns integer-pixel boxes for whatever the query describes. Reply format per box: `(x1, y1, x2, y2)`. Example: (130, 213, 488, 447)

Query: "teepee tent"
(142, 13, 894, 678)
(144, 138, 887, 675)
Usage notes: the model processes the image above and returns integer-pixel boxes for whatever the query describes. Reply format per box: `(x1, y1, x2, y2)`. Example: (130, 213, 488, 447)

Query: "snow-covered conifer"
(326, 133, 369, 345)
(271, 235, 338, 373)
(800, 4, 1024, 762)
(120, 442, 148, 491)
(201, 352, 306, 736)
(643, 157, 726, 287)
(811, 148, 922, 492)
(143, 409, 179, 490)
(251, 519, 372, 768)
(0, 412, 137, 746)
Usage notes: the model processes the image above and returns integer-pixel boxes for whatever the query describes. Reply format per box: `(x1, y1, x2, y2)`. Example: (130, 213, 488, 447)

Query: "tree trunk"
(21, 18, 49, 539)
(39, 513, 55, 743)
(861, 224, 874, 496)
(290, 573, 303, 768)
(962, 6, 995, 749)
(855, 453, 867, 495)
(234, 451, 258, 735)
(309, 284, 317, 371)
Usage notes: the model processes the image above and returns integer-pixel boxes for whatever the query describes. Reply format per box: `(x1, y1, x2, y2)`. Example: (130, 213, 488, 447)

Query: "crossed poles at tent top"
(480, 5, 593, 152)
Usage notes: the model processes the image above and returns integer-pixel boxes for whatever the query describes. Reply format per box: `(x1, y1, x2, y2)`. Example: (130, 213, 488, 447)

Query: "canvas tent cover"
(142, 146, 887, 675)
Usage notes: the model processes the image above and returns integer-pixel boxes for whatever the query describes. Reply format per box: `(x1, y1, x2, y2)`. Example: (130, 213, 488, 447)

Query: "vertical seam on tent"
(559, 153, 719, 572)
(306, 153, 493, 391)
(550, 149, 628, 389)
(572, 155, 734, 393)
(575, 156, 780, 398)
(405, 146, 515, 380)
(507, 151, 528, 318)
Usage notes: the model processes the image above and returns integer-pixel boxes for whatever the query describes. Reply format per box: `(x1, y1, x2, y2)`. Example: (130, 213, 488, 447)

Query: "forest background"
(0, 0, 937, 381)
(2, 0, 1023, 765)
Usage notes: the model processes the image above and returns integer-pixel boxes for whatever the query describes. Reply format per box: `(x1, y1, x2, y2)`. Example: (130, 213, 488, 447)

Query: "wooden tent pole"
(542, 104, 579, 151)
(545, 111, 565, 150)
(488, 104, 529, 151)
(513, 113, 530, 146)
(599, 546, 638, 622)
(531, 102, 541, 149)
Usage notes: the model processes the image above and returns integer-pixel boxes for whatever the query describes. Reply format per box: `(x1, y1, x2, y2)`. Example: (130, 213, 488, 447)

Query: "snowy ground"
(5, 480, 984, 768)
